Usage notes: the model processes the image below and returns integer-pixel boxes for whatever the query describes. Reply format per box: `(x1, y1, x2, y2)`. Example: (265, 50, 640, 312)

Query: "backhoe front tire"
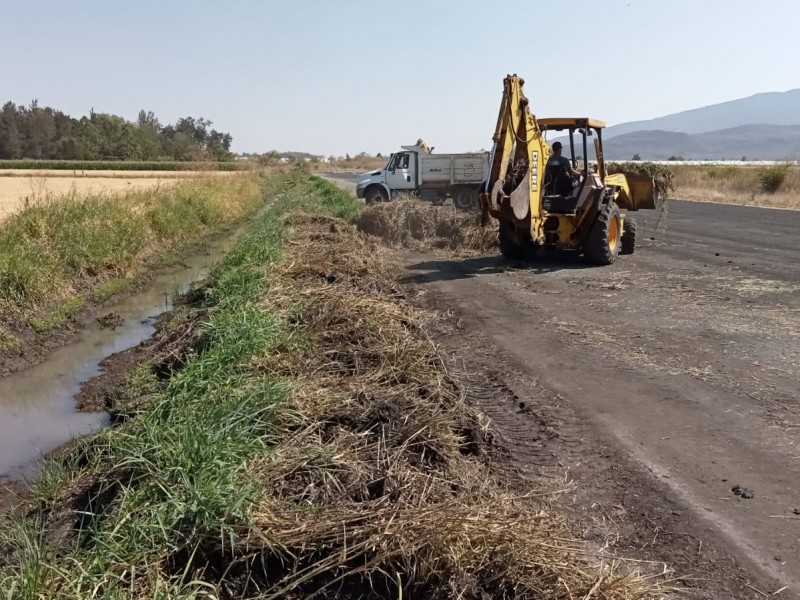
(584, 202, 622, 265)
(365, 186, 388, 205)
(620, 217, 637, 255)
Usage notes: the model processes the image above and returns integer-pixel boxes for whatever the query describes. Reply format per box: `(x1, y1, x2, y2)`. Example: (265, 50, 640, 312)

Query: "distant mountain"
(551, 88, 800, 160)
(604, 89, 800, 139)
(603, 124, 800, 161)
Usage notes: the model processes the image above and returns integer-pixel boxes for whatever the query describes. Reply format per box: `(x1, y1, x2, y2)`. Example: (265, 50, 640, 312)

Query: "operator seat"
(543, 162, 575, 197)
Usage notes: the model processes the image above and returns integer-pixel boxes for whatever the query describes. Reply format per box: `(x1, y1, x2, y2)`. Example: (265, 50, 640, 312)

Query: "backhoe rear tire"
(584, 202, 622, 265)
(620, 217, 637, 255)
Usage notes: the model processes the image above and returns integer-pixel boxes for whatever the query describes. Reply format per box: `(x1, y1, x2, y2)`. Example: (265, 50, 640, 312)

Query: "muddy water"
(0, 234, 240, 480)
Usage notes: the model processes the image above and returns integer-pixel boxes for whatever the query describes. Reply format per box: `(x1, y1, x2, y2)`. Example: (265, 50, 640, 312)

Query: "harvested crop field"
(0, 172, 236, 223)
(0, 173, 665, 599)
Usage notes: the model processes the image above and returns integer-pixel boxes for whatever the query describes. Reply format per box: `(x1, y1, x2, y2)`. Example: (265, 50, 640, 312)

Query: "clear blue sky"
(2, 0, 798, 156)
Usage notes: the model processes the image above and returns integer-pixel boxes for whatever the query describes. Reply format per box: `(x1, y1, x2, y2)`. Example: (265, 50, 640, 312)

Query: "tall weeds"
(0, 174, 264, 333)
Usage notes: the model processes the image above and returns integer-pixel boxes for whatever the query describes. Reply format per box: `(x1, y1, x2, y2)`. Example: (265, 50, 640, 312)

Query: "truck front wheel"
(453, 188, 478, 211)
(365, 186, 388, 205)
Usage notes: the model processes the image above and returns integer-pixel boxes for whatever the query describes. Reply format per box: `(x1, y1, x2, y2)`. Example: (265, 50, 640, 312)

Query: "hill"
(604, 89, 800, 139)
(603, 124, 800, 160)
(551, 88, 800, 160)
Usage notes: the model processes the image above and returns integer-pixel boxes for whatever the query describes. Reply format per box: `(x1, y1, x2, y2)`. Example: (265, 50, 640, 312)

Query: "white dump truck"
(355, 142, 489, 210)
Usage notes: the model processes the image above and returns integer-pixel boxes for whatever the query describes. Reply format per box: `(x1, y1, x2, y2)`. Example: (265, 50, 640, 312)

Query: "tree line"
(0, 100, 234, 161)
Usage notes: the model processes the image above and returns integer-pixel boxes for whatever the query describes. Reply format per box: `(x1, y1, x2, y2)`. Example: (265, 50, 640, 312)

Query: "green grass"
(0, 327, 21, 353)
(703, 165, 738, 180)
(0, 160, 247, 172)
(28, 297, 84, 331)
(0, 171, 361, 599)
(92, 278, 131, 301)
(0, 174, 265, 341)
(158, 252, 182, 267)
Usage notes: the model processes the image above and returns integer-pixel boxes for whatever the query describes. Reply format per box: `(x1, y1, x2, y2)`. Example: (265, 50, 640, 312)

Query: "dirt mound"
(357, 199, 497, 253)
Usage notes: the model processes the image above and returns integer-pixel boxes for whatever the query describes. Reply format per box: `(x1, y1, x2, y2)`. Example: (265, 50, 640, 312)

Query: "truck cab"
(356, 145, 423, 204)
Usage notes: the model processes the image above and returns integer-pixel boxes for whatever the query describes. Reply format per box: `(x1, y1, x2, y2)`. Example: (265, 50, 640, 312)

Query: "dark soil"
(403, 245, 798, 598)
(96, 312, 124, 330)
(414, 283, 776, 600)
(75, 308, 202, 414)
(75, 343, 148, 413)
(0, 477, 26, 515)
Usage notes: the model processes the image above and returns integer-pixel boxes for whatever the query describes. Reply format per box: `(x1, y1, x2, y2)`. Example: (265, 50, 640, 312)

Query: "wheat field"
(0, 171, 236, 223)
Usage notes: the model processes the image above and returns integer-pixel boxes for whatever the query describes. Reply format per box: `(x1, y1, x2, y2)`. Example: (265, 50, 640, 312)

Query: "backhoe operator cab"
(480, 75, 657, 265)
(540, 118, 608, 219)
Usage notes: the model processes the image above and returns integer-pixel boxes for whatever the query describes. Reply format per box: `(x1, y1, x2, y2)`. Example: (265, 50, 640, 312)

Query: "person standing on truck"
(545, 141, 583, 195)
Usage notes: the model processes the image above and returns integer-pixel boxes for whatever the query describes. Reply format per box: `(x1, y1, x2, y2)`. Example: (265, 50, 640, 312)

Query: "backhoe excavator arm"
(480, 75, 550, 239)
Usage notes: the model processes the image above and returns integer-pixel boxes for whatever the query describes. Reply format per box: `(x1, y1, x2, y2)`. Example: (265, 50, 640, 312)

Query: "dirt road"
(408, 226, 799, 594)
(326, 172, 800, 596)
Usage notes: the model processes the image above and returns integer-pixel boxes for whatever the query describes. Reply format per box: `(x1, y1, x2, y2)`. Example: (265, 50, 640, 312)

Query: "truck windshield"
(385, 154, 395, 170)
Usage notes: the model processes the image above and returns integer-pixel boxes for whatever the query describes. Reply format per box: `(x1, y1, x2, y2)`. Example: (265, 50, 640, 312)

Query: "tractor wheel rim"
(608, 217, 619, 252)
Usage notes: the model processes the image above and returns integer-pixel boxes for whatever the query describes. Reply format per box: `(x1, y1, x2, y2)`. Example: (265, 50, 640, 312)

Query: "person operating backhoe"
(548, 141, 582, 178)
(545, 141, 583, 195)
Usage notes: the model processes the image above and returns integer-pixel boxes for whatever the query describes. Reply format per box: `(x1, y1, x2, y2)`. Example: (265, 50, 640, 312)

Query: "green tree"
(20, 100, 57, 159)
(0, 102, 22, 159)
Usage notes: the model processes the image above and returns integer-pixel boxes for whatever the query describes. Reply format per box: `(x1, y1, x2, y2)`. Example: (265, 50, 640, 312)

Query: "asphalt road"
(653, 199, 800, 283)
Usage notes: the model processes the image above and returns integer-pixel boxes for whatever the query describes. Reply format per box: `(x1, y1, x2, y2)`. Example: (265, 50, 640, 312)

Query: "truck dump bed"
(419, 153, 488, 185)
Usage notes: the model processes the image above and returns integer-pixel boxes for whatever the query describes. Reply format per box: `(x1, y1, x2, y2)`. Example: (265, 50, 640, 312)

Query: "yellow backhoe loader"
(480, 74, 657, 264)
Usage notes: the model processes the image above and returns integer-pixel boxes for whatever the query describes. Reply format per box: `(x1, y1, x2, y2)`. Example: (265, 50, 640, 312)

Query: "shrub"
(757, 163, 791, 194)
(704, 166, 737, 180)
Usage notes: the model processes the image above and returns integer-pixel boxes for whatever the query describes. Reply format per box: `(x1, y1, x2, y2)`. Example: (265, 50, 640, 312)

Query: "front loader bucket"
(605, 173, 657, 211)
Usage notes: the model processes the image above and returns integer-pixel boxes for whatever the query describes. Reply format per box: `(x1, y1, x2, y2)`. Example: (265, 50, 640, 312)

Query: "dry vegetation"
(671, 164, 800, 209)
(357, 198, 497, 252)
(245, 214, 652, 598)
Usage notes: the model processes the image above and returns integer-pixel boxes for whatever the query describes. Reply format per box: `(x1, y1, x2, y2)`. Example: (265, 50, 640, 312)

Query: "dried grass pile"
(356, 199, 497, 253)
(232, 213, 657, 599)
